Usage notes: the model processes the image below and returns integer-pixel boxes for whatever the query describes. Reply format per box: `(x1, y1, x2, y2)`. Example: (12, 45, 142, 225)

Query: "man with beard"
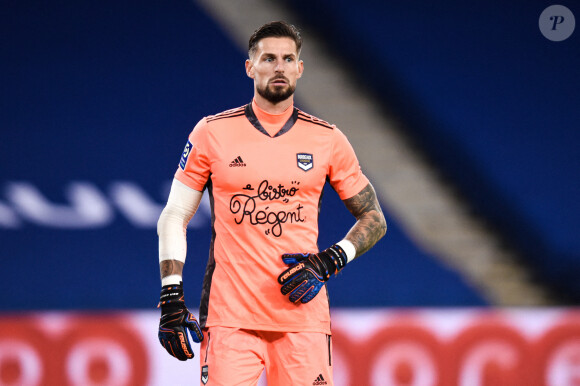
(156, 21, 386, 385)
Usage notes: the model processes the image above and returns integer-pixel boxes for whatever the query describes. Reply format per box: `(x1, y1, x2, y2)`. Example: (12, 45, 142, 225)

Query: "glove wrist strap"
(159, 283, 185, 311)
(325, 244, 348, 273)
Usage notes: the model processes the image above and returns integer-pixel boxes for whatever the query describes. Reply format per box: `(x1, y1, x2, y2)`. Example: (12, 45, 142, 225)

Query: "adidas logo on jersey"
(313, 374, 327, 385)
(229, 156, 246, 167)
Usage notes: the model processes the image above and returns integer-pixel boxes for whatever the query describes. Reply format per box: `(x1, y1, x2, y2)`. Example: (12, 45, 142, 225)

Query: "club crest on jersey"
(179, 140, 192, 170)
(297, 153, 313, 171)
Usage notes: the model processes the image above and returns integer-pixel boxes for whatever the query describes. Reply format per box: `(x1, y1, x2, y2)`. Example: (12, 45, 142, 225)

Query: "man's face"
(246, 37, 304, 104)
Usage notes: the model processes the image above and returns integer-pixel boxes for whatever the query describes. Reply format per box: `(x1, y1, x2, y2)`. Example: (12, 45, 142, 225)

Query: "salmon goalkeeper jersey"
(175, 99, 369, 334)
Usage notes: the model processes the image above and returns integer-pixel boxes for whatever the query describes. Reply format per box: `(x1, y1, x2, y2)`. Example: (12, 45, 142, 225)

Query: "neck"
(253, 93, 294, 114)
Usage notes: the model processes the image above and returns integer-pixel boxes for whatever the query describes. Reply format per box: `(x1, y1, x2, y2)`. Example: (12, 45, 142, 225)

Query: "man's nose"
(274, 61, 284, 72)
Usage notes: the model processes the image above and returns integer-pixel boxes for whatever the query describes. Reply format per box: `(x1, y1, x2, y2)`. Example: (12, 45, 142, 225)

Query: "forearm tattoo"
(342, 183, 387, 258)
(160, 259, 184, 279)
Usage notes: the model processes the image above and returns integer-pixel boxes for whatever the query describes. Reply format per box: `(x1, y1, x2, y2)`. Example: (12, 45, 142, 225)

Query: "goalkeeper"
(156, 21, 386, 385)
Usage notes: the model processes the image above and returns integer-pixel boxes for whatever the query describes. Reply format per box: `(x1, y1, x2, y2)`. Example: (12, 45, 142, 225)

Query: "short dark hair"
(248, 21, 302, 58)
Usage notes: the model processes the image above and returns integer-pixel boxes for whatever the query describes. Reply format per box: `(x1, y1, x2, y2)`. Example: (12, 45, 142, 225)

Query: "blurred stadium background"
(1, 0, 579, 384)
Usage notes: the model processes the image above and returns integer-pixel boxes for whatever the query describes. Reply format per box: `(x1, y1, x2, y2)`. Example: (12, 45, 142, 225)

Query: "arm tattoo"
(160, 259, 185, 279)
(342, 183, 387, 258)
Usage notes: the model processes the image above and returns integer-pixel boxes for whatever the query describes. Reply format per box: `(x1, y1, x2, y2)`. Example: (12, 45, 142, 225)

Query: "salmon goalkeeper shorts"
(199, 326, 333, 386)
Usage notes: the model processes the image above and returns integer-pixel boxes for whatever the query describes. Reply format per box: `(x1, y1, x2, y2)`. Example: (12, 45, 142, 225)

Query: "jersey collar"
(245, 102, 299, 138)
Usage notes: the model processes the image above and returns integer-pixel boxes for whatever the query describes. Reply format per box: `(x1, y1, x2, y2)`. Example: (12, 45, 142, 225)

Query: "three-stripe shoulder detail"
(206, 106, 246, 122)
(296, 111, 334, 129)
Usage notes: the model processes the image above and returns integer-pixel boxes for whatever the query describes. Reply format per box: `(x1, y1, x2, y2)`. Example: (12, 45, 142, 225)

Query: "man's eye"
(285, 57, 294, 62)
(265, 58, 273, 62)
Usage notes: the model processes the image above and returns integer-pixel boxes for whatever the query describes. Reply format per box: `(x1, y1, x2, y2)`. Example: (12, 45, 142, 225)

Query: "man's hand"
(277, 244, 347, 303)
(158, 283, 203, 361)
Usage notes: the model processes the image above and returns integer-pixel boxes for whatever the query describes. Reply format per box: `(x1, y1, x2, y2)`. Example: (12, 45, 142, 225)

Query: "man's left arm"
(278, 182, 386, 303)
(341, 182, 387, 259)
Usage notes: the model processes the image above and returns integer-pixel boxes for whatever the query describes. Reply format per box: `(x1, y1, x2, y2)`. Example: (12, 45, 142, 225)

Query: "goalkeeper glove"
(158, 283, 203, 361)
(277, 244, 348, 303)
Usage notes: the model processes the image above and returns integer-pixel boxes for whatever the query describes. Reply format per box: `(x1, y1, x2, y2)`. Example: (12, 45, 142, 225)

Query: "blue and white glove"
(158, 283, 203, 361)
(278, 244, 347, 303)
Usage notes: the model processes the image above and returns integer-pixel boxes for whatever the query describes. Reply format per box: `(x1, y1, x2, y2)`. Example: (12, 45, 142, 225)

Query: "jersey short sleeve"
(328, 127, 369, 200)
(174, 118, 211, 191)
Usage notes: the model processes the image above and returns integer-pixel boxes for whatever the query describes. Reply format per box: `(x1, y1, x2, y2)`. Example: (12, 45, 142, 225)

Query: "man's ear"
(245, 59, 254, 79)
(296, 59, 304, 79)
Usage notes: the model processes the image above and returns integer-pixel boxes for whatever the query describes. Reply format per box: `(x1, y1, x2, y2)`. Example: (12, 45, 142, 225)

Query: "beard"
(256, 81, 296, 104)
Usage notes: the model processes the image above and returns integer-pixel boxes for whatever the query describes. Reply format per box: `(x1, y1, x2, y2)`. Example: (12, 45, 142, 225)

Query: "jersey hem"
(174, 169, 206, 192)
(204, 320, 332, 335)
(337, 177, 370, 201)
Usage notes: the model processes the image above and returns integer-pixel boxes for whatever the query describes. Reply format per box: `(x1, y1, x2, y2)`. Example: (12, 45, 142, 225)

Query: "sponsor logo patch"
(179, 140, 192, 170)
(313, 374, 328, 385)
(297, 153, 313, 171)
(229, 156, 246, 167)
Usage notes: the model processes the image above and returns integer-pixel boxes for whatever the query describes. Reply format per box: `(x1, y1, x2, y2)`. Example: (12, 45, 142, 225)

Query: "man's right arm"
(157, 178, 203, 285)
(156, 178, 204, 360)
